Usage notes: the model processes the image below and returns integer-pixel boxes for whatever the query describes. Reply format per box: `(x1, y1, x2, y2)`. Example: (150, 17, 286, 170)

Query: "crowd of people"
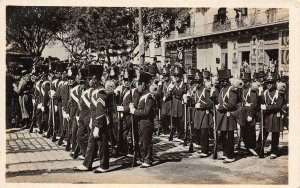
(6, 56, 289, 173)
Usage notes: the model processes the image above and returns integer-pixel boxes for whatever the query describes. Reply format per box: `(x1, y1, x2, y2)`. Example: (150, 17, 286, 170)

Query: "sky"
(41, 40, 70, 61)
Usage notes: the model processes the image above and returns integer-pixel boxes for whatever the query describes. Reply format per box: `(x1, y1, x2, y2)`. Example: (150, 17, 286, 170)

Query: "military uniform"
(131, 71, 155, 166)
(216, 69, 238, 162)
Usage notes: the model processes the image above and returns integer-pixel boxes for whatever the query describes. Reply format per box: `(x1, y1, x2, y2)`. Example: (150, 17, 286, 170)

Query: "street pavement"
(6, 126, 288, 184)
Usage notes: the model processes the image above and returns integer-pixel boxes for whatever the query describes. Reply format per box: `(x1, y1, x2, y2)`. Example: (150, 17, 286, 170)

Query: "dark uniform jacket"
(216, 85, 238, 131)
(171, 81, 185, 118)
(95, 88, 108, 129)
(263, 89, 284, 132)
(134, 92, 155, 123)
(161, 81, 172, 116)
(194, 85, 214, 129)
(238, 87, 258, 127)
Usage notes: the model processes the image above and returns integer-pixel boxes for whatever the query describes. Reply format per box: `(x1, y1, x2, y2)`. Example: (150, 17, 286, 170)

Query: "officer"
(216, 69, 238, 163)
(74, 65, 110, 173)
(257, 72, 284, 159)
(129, 70, 155, 167)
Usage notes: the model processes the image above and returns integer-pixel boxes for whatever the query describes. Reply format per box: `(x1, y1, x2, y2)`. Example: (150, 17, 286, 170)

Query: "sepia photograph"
(3, 1, 295, 185)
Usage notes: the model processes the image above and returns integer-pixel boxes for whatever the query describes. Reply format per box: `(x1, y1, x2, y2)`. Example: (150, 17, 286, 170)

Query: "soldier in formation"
(8, 56, 289, 173)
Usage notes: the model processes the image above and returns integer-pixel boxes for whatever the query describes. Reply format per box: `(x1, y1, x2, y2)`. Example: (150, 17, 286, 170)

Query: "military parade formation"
(6, 56, 289, 173)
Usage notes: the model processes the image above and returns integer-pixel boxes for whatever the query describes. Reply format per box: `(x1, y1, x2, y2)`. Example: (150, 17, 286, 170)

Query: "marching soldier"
(74, 65, 110, 172)
(40, 66, 51, 134)
(129, 70, 156, 167)
(216, 69, 238, 163)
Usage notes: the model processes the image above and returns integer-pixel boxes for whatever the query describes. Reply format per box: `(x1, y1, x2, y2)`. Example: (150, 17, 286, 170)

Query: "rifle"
(188, 99, 194, 153)
(212, 103, 218, 159)
(116, 91, 124, 156)
(211, 67, 218, 159)
(130, 84, 137, 167)
(183, 103, 188, 146)
(29, 103, 37, 133)
(168, 85, 174, 141)
(259, 108, 264, 158)
(57, 118, 66, 146)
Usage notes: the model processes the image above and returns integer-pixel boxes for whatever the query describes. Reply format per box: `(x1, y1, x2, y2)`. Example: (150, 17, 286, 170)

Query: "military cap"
(265, 72, 277, 83)
(67, 65, 78, 79)
(57, 63, 68, 73)
(40, 64, 49, 74)
(49, 61, 58, 73)
(148, 64, 158, 76)
(78, 68, 89, 81)
(240, 72, 251, 81)
(202, 70, 211, 79)
(172, 66, 183, 76)
(218, 69, 232, 80)
(161, 66, 170, 76)
(253, 71, 265, 79)
(88, 64, 103, 80)
(123, 67, 136, 81)
(281, 75, 289, 83)
(186, 68, 196, 79)
(194, 70, 203, 80)
(139, 71, 154, 85)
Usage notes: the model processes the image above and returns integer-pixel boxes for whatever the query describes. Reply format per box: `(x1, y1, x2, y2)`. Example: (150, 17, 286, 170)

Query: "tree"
(6, 6, 65, 57)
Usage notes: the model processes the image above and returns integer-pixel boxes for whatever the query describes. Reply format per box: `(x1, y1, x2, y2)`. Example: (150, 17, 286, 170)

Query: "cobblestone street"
(5, 126, 288, 184)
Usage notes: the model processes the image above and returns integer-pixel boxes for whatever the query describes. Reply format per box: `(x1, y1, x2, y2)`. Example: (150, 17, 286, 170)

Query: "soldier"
(46, 61, 60, 141)
(14, 70, 32, 128)
(216, 69, 238, 163)
(77, 67, 92, 159)
(39, 66, 50, 134)
(116, 67, 140, 156)
(129, 70, 156, 167)
(169, 66, 185, 141)
(193, 70, 214, 157)
(74, 65, 110, 172)
(69, 67, 85, 156)
(63, 65, 78, 151)
(160, 65, 172, 135)
(239, 72, 258, 156)
(257, 72, 284, 159)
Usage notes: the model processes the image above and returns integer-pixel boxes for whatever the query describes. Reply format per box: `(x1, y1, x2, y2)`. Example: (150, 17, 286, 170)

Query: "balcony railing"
(167, 9, 289, 40)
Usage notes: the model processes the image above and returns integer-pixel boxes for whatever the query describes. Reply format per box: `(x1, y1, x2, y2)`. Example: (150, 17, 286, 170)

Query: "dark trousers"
(220, 130, 235, 159)
(77, 114, 90, 156)
(71, 116, 78, 152)
(200, 128, 210, 154)
(241, 124, 256, 149)
(47, 105, 60, 135)
(123, 115, 140, 153)
(161, 114, 171, 134)
(171, 117, 183, 139)
(83, 126, 110, 170)
(36, 108, 42, 131)
(41, 109, 49, 132)
(138, 120, 153, 165)
(257, 129, 280, 155)
(57, 102, 63, 133)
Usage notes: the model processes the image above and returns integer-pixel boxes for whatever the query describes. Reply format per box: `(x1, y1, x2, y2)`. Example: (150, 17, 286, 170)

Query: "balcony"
(166, 9, 289, 41)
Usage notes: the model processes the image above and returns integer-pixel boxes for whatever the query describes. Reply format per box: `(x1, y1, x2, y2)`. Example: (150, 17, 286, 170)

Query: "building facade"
(162, 8, 289, 76)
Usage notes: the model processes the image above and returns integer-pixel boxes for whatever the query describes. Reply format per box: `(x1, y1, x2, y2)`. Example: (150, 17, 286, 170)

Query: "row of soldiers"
(16, 58, 288, 172)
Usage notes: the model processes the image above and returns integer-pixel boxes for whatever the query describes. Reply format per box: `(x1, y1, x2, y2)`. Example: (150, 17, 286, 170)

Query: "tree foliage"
(6, 6, 65, 57)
